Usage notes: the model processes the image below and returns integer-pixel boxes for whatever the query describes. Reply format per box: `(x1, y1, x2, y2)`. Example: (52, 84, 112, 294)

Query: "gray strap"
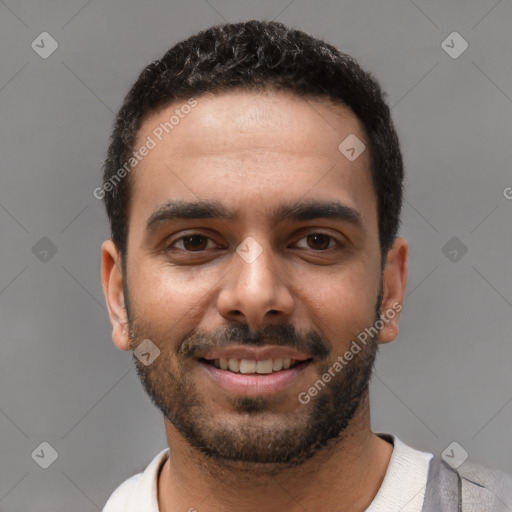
(458, 461, 512, 511)
(422, 456, 461, 512)
(423, 456, 512, 511)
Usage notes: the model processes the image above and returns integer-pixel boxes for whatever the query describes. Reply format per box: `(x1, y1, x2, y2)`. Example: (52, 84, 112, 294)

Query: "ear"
(101, 239, 131, 351)
(377, 237, 408, 344)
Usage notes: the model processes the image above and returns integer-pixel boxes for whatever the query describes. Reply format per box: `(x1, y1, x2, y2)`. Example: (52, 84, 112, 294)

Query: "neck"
(157, 392, 393, 512)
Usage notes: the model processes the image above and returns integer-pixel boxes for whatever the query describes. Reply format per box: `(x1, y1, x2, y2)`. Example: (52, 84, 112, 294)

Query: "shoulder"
(441, 459, 512, 511)
(457, 460, 512, 496)
(103, 473, 143, 511)
(102, 448, 170, 512)
(423, 455, 512, 510)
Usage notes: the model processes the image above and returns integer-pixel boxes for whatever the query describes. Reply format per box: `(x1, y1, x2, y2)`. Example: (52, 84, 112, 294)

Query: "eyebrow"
(145, 199, 364, 233)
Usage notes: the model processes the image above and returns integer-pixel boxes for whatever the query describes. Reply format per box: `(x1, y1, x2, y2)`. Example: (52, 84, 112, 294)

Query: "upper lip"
(198, 345, 313, 362)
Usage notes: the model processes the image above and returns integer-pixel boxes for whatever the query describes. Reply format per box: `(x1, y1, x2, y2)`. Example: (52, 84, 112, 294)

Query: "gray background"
(1, 0, 511, 510)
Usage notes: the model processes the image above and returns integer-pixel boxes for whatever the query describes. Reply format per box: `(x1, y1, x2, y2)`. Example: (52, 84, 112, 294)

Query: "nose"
(216, 237, 295, 331)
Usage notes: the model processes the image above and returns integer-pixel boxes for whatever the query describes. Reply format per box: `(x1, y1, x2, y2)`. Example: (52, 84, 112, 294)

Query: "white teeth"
(272, 358, 283, 371)
(255, 359, 273, 374)
(239, 359, 256, 374)
(210, 357, 301, 373)
(228, 359, 240, 372)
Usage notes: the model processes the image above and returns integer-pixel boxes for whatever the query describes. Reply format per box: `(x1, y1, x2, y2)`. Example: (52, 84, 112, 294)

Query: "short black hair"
(102, 20, 404, 266)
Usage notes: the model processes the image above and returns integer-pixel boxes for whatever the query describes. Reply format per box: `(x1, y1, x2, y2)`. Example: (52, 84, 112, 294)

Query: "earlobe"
(101, 240, 131, 352)
(378, 237, 408, 345)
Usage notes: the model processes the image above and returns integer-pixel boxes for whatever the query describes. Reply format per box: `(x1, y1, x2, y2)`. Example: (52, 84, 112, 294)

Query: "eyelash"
(166, 232, 344, 253)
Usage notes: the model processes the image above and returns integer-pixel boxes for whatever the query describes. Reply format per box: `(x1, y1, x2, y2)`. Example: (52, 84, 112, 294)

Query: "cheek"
(128, 261, 222, 328)
(300, 270, 379, 339)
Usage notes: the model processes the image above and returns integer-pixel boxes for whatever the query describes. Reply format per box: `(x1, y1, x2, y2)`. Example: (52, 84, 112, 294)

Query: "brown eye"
(172, 235, 211, 251)
(291, 232, 345, 253)
(305, 234, 335, 250)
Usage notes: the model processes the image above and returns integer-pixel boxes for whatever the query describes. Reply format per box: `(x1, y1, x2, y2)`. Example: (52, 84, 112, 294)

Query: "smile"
(202, 357, 305, 374)
(197, 347, 314, 396)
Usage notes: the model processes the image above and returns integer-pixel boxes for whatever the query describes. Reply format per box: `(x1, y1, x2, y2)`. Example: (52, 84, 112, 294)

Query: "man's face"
(105, 90, 400, 466)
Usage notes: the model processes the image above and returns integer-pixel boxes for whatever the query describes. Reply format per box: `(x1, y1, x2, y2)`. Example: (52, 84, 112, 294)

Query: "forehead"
(137, 90, 366, 160)
(129, 90, 376, 231)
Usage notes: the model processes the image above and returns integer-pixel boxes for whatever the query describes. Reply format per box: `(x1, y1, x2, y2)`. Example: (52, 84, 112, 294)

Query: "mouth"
(196, 346, 314, 396)
(200, 357, 309, 374)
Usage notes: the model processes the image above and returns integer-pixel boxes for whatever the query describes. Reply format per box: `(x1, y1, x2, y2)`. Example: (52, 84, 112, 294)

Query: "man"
(100, 20, 512, 511)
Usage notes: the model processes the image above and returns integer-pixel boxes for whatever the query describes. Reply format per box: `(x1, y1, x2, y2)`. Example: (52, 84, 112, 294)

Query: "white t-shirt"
(103, 432, 433, 512)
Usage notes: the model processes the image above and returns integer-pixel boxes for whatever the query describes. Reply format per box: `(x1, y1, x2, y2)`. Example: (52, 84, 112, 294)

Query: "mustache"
(178, 322, 331, 360)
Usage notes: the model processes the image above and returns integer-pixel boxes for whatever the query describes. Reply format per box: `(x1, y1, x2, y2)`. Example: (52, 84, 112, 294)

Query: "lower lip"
(199, 360, 311, 396)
